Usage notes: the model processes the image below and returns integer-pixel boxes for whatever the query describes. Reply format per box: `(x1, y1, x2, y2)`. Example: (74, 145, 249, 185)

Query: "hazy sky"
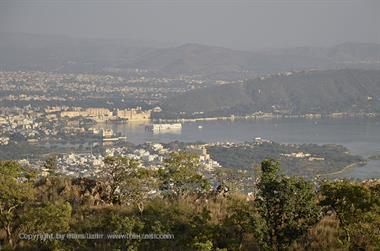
(1, 0, 379, 50)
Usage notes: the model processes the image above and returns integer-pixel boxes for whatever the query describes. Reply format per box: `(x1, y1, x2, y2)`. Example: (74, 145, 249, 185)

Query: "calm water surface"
(96, 117, 380, 179)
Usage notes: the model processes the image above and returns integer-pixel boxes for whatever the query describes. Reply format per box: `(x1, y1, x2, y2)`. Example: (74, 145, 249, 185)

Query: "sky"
(0, 0, 379, 50)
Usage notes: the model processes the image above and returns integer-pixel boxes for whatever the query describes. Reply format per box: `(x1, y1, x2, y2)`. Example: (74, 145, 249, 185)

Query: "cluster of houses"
(33, 142, 221, 178)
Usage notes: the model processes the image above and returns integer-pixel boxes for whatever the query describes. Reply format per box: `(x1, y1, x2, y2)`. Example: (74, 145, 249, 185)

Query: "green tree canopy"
(256, 159, 321, 250)
(159, 152, 211, 199)
(320, 180, 380, 250)
(0, 161, 35, 248)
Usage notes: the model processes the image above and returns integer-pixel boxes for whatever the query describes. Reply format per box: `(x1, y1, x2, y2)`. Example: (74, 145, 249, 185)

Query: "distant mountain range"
(1, 33, 379, 78)
(133, 42, 380, 78)
(159, 69, 380, 118)
(0, 32, 156, 73)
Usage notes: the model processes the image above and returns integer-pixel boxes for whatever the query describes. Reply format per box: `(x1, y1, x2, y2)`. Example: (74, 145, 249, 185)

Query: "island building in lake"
(145, 123, 182, 133)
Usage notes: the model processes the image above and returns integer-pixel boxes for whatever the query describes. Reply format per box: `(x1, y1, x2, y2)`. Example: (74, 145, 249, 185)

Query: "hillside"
(207, 141, 365, 177)
(132, 43, 257, 79)
(1, 33, 379, 77)
(159, 69, 380, 118)
(0, 32, 154, 73)
(132, 42, 380, 77)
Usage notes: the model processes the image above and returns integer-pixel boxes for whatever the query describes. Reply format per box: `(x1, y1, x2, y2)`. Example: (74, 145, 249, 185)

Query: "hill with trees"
(207, 141, 365, 177)
(159, 69, 380, 119)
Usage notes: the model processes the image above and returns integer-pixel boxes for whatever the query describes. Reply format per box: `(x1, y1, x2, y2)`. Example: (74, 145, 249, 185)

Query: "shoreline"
(320, 161, 367, 177)
(153, 112, 379, 123)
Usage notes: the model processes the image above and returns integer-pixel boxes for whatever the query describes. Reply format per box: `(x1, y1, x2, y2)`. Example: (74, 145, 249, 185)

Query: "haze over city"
(1, 0, 380, 50)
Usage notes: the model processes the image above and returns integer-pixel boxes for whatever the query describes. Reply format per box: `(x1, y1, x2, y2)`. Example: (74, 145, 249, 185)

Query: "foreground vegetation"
(0, 153, 379, 251)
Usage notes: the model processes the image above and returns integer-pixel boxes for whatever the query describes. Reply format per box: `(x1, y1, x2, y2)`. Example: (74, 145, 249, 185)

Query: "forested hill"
(159, 69, 380, 118)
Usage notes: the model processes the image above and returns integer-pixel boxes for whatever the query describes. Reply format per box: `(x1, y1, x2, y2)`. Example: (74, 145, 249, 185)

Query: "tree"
(221, 197, 261, 250)
(99, 156, 140, 204)
(119, 168, 158, 214)
(192, 240, 214, 251)
(42, 154, 58, 175)
(0, 161, 35, 248)
(159, 152, 211, 199)
(320, 180, 379, 250)
(100, 156, 157, 212)
(255, 160, 321, 250)
(20, 201, 72, 250)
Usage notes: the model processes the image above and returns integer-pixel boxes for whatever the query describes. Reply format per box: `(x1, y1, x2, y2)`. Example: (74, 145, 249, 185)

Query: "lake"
(96, 117, 380, 179)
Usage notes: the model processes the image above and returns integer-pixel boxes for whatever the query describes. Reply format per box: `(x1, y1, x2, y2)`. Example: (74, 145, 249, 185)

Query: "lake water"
(96, 117, 380, 179)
